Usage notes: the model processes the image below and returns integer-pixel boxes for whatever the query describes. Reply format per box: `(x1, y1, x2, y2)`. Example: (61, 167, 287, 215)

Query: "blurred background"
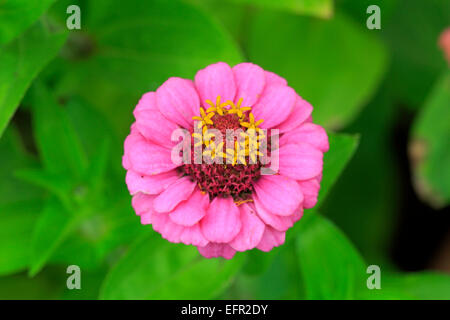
(0, 0, 449, 299)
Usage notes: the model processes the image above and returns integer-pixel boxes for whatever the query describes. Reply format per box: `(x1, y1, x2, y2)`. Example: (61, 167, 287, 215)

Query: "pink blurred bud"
(439, 27, 450, 65)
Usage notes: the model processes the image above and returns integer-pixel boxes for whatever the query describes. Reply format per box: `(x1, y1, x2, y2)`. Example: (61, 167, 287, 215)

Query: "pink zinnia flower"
(123, 62, 328, 259)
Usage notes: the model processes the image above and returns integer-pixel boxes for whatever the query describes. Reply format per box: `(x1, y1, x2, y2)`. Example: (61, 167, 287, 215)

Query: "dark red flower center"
(182, 112, 263, 201)
(180, 96, 269, 202)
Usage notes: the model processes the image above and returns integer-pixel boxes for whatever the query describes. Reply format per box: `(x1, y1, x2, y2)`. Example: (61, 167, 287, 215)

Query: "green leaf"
(383, 0, 450, 108)
(0, 21, 67, 138)
(29, 198, 81, 276)
(0, 200, 42, 276)
(0, 0, 57, 46)
(14, 168, 73, 205)
(339, 0, 399, 23)
(286, 132, 359, 243)
(0, 267, 65, 299)
(51, 0, 243, 137)
(318, 132, 359, 205)
(225, 0, 333, 18)
(247, 10, 387, 129)
(189, 0, 248, 45)
(319, 88, 400, 264)
(31, 83, 87, 177)
(100, 233, 245, 299)
(61, 268, 107, 300)
(0, 126, 45, 275)
(358, 272, 450, 300)
(64, 97, 120, 161)
(49, 196, 146, 272)
(242, 249, 278, 276)
(235, 243, 304, 299)
(0, 126, 42, 204)
(409, 71, 450, 207)
(295, 212, 367, 299)
(22, 92, 143, 272)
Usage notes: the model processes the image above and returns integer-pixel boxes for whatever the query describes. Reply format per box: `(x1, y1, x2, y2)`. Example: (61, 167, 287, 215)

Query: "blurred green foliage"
(0, 21, 67, 137)
(0, 0, 449, 300)
(410, 71, 450, 208)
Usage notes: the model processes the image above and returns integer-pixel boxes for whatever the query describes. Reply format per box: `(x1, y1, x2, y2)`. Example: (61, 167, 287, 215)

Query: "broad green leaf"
(14, 168, 73, 207)
(0, 21, 67, 138)
(295, 212, 367, 299)
(383, 0, 449, 108)
(0, 267, 65, 299)
(286, 132, 359, 243)
(0, 200, 42, 276)
(189, 0, 248, 45)
(247, 10, 387, 129)
(409, 71, 450, 207)
(31, 83, 87, 177)
(0, 127, 44, 275)
(51, 0, 243, 138)
(317, 132, 359, 206)
(64, 97, 122, 175)
(49, 232, 102, 271)
(234, 243, 304, 299)
(23, 93, 143, 273)
(49, 196, 146, 272)
(319, 88, 400, 264)
(29, 198, 81, 276)
(0, 0, 56, 46)
(338, 0, 398, 23)
(0, 126, 42, 203)
(226, 0, 333, 18)
(242, 249, 278, 276)
(358, 272, 450, 300)
(61, 268, 108, 300)
(100, 233, 245, 299)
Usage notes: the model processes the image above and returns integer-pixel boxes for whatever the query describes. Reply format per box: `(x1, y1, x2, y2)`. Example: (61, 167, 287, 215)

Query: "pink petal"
(195, 62, 236, 106)
(122, 153, 131, 171)
(156, 77, 199, 128)
(229, 204, 265, 252)
(152, 212, 208, 246)
(257, 226, 285, 252)
(122, 124, 136, 170)
(298, 178, 321, 209)
(169, 188, 209, 226)
(264, 71, 287, 86)
(200, 197, 241, 243)
(134, 92, 158, 113)
(253, 174, 303, 216)
(278, 96, 313, 133)
(290, 207, 304, 223)
(179, 224, 209, 247)
(134, 107, 179, 148)
(124, 130, 178, 175)
(132, 192, 156, 216)
(280, 123, 329, 152)
(252, 84, 296, 129)
(253, 197, 295, 231)
(126, 169, 180, 195)
(232, 62, 265, 107)
(140, 212, 153, 225)
(153, 177, 196, 213)
(132, 193, 157, 225)
(197, 243, 236, 259)
(278, 142, 323, 180)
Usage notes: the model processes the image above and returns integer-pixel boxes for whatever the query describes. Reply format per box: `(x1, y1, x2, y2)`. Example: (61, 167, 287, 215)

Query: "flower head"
(123, 62, 328, 259)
